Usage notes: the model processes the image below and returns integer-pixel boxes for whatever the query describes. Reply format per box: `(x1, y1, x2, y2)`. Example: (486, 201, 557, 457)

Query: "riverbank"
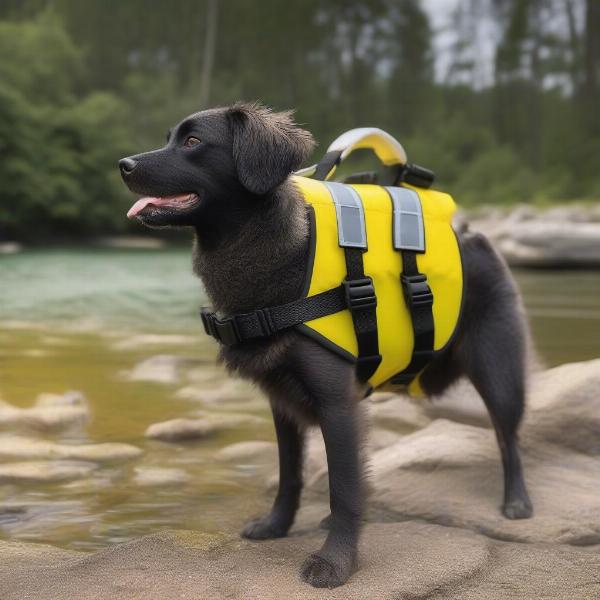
(1, 358, 600, 599)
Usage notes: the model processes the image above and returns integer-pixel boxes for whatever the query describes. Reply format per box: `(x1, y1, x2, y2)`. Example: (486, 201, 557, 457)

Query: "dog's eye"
(184, 136, 201, 148)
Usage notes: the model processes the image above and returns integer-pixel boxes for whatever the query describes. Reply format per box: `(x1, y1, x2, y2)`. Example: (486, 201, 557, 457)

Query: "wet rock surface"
(0, 461, 96, 484)
(216, 440, 277, 462)
(0, 391, 89, 431)
(124, 354, 199, 384)
(133, 466, 192, 486)
(145, 412, 267, 441)
(0, 436, 141, 463)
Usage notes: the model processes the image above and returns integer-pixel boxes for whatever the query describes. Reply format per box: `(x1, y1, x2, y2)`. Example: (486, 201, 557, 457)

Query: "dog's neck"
(192, 179, 310, 314)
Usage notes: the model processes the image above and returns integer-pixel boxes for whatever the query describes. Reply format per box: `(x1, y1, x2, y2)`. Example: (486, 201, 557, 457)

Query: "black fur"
(120, 103, 533, 589)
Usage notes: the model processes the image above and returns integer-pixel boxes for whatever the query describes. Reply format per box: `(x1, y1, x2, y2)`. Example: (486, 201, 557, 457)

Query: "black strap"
(200, 250, 382, 383)
(343, 248, 382, 382)
(391, 251, 434, 385)
(313, 150, 343, 181)
(201, 286, 347, 346)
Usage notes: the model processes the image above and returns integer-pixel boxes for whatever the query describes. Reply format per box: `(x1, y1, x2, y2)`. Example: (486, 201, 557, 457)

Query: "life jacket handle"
(295, 127, 434, 189)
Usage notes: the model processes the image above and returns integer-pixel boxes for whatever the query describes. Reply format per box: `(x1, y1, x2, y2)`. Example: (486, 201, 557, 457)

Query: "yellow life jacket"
(292, 175, 464, 392)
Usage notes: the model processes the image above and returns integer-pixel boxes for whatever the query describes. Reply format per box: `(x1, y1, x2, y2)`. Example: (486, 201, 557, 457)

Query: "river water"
(0, 248, 599, 550)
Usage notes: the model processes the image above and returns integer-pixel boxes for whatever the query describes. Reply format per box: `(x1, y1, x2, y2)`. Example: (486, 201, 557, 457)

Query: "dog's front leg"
(242, 406, 304, 539)
(301, 400, 363, 588)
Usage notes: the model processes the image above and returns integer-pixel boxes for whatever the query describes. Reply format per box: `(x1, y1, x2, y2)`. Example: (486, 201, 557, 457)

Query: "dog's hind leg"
(453, 232, 533, 519)
(460, 335, 533, 519)
(241, 406, 304, 539)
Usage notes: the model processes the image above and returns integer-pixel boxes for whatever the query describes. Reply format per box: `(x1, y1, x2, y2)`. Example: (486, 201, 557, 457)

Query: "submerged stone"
(145, 412, 266, 442)
(0, 436, 142, 463)
(0, 392, 89, 432)
(0, 461, 95, 484)
(133, 467, 191, 487)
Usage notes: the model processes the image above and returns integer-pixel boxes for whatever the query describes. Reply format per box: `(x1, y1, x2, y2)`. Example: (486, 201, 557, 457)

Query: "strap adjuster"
(401, 273, 433, 309)
(343, 276, 377, 311)
(200, 310, 241, 345)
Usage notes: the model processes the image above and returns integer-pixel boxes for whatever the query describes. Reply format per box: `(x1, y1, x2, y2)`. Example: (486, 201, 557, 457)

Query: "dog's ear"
(228, 103, 315, 195)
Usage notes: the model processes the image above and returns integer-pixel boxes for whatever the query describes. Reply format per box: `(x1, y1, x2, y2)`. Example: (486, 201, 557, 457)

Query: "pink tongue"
(127, 194, 193, 218)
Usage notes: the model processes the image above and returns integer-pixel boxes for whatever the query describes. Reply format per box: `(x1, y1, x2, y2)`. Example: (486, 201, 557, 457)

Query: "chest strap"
(201, 286, 347, 346)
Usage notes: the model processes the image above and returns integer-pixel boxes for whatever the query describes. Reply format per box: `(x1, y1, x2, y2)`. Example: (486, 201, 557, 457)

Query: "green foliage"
(0, 12, 133, 240)
(0, 1, 598, 241)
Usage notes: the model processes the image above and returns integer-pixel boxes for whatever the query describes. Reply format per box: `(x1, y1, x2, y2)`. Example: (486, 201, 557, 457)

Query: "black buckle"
(200, 310, 241, 345)
(343, 277, 377, 311)
(401, 273, 433, 309)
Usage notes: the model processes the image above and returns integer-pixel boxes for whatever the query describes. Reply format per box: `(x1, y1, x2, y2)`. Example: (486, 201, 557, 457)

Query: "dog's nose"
(119, 157, 137, 176)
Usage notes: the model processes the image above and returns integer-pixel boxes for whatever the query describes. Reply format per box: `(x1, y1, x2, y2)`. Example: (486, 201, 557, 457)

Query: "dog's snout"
(119, 157, 137, 177)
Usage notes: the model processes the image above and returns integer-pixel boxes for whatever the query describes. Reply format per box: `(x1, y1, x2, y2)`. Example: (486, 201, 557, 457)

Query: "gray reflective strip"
(386, 187, 425, 252)
(325, 182, 367, 249)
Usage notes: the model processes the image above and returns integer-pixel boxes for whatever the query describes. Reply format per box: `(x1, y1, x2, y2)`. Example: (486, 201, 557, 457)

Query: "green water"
(0, 249, 599, 550)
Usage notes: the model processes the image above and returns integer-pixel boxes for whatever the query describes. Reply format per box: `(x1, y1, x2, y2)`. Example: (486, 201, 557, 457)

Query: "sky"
(421, 0, 497, 87)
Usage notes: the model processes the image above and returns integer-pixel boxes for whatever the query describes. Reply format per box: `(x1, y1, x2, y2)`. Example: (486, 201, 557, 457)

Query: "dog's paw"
(300, 553, 352, 588)
(241, 517, 287, 540)
(318, 514, 332, 530)
(503, 497, 533, 520)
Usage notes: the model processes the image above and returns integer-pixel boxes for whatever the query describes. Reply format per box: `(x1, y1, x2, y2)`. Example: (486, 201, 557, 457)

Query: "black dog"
(119, 103, 533, 588)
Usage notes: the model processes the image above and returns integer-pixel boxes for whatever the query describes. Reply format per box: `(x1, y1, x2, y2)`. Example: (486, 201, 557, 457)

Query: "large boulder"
(469, 204, 600, 267)
(306, 359, 600, 546)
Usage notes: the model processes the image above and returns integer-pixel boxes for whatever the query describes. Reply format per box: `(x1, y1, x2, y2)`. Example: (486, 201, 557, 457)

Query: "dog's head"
(119, 103, 315, 228)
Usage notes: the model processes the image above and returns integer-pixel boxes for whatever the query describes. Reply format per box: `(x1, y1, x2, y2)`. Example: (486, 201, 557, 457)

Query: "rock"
(496, 222, 600, 267)
(422, 379, 490, 427)
(216, 441, 276, 462)
(183, 367, 225, 385)
(368, 391, 398, 403)
(524, 359, 600, 455)
(175, 379, 259, 404)
(35, 391, 87, 408)
(368, 427, 402, 452)
(0, 436, 142, 463)
(303, 427, 401, 493)
(368, 395, 432, 433)
(125, 355, 195, 385)
(469, 205, 600, 268)
(0, 392, 89, 432)
(145, 413, 266, 442)
(111, 334, 197, 351)
(346, 359, 600, 546)
(0, 461, 95, 484)
(1, 522, 599, 599)
(133, 467, 191, 487)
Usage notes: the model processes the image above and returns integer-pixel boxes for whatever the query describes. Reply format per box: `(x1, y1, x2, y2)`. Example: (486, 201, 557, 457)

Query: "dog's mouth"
(126, 193, 201, 219)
